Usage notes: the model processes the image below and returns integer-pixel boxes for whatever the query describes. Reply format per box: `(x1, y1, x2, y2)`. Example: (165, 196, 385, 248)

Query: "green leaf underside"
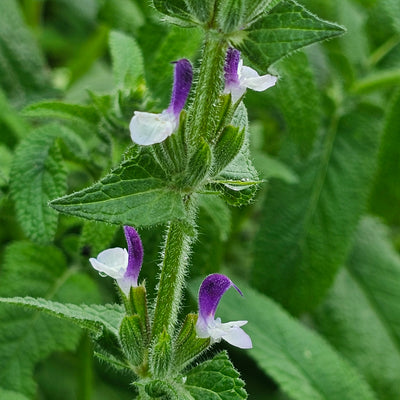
(50, 151, 185, 227)
(10, 126, 67, 243)
(272, 51, 321, 157)
(10, 124, 88, 243)
(189, 279, 376, 400)
(370, 90, 400, 224)
(0, 241, 100, 397)
(0, 297, 124, 339)
(22, 101, 99, 125)
(185, 351, 247, 399)
(240, 0, 345, 69)
(316, 217, 400, 400)
(152, 0, 196, 27)
(109, 30, 144, 87)
(0, 0, 52, 105)
(251, 104, 382, 314)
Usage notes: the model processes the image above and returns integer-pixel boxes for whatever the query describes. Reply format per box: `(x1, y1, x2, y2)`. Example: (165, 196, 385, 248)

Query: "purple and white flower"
(224, 47, 277, 103)
(130, 59, 193, 146)
(196, 273, 252, 349)
(89, 226, 143, 296)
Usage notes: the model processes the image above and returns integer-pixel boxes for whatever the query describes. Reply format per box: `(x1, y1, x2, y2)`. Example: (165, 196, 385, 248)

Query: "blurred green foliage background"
(0, 0, 400, 399)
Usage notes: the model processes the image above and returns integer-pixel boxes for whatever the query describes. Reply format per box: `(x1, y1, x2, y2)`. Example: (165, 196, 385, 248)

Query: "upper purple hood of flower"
(224, 47, 277, 103)
(196, 273, 252, 349)
(224, 47, 241, 87)
(167, 59, 193, 116)
(89, 226, 143, 295)
(130, 59, 193, 146)
(123, 225, 144, 286)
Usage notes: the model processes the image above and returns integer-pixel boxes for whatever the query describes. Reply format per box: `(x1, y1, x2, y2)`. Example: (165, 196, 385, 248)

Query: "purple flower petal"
(123, 226, 143, 286)
(167, 59, 193, 116)
(198, 273, 242, 322)
(224, 48, 241, 87)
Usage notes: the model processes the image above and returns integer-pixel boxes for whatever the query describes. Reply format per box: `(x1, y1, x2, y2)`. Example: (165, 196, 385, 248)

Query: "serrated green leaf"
(0, 0, 53, 105)
(185, 351, 247, 400)
(152, 0, 197, 27)
(9, 124, 87, 243)
(109, 30, 144, 88)
(243, 0, 283, 24)
(251, 104, 382, 314)
(239, 0, 345, 69)
(50, 149, 185, 227)
(0, 241, 100, 397)
(370, 89, 400, 224)
(184, 0, 214, 23)
(189, 279, 376, 400)
(315, 217, 400, 400)
(10, 131, 66, 244)
(0, 297, 124, 339)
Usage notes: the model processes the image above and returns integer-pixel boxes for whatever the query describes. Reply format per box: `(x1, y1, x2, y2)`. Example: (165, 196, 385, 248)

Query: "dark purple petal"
(123, 226, 143, 285)
(198, 273, 242, 321)
(167, 59, 193, 116)
(224, 48, 241, 87)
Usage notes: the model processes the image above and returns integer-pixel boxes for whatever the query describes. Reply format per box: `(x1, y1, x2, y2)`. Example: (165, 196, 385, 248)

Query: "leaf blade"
(240, 0, 345, 69)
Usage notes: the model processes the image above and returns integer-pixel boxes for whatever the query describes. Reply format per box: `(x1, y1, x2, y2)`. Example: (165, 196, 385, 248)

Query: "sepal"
(174, 313, 210, 370)
(119, 315, 145, 366)
(152, 111, 187, 176)
(121, 285, 151, 344)
(144, 380, 178, 399)
(212, 125, 245, 175)
(150, 329, 172, 378)
(183, 139, 211, 188)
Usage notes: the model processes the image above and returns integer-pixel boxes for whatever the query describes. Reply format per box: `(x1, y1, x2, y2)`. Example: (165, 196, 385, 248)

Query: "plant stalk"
(187, 32, 228, 145)
(152, 210, 196, 339)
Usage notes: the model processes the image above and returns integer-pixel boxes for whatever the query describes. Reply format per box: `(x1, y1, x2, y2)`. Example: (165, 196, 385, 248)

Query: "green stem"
(368, 34, 400, 68)
(351, 69, 400, 94)
(188, 33, 228, 145)
(152, 211, 196, 339)
(77, 333, 93, 400)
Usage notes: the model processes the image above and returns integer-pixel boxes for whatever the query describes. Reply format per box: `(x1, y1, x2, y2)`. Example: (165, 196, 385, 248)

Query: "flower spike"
(196, 273, 252, 349)
(224, 48, 277, 103)
(130, 59, 193, 146)
(89, 226, 143, 295)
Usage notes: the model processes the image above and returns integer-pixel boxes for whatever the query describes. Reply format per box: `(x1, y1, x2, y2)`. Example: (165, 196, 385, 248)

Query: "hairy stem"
(188, 33, 228, 145)
(152, 209, 196, 339)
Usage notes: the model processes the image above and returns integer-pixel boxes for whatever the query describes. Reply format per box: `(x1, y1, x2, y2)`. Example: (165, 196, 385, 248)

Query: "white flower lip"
(89, 247, 128, 280)
(195, 273, 253, 349)
(129, 110, 177, 146)
(224, 49, 277, 103)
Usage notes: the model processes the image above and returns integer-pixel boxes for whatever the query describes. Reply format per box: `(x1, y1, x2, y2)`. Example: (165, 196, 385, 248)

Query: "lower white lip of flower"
(89, 247, 128, 279)
(196, 317, 251, 348)
(129, 110, 177, 146)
